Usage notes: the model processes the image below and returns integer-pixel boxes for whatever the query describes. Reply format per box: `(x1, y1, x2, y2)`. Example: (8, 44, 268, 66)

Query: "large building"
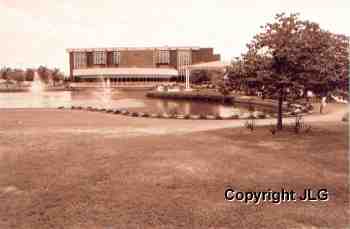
(67, 46, 220, 82)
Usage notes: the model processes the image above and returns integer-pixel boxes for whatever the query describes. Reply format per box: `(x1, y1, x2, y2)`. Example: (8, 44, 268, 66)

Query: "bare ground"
(0, 105, 348, 229)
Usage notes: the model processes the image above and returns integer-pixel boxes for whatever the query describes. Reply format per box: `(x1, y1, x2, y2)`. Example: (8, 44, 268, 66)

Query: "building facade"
(67, 46, 220, 82)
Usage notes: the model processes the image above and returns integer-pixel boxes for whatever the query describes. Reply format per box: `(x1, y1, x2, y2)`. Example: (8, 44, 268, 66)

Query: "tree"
(225, 13, 349, 130)
(51, 68, 64, 86)
(25, 68, 35, 81)
(0, 67, 12, 88)
(11, 69, 25, 86)
(37, 66, 50, 84)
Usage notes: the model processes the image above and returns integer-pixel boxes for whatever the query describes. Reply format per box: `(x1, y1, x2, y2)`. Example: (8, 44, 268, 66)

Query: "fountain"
(99, 76, 112, 108)
(30, 71, 45, 93)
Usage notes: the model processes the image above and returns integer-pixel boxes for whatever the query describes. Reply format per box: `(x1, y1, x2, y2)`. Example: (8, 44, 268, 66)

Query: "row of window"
(155, 50, 170, 64)
(73, 51, 121, 67)
(73, 51, 192, 72)
(73, 52, 87, 69)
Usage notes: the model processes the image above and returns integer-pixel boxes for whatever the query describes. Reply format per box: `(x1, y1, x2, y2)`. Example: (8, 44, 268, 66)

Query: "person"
(320, 96, 327, 114)
(307, 90, 313, 102)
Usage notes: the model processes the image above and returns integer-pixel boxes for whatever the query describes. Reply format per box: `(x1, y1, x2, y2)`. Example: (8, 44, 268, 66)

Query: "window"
(111, 51, 121, 64)
(156, 50, 170, 64)
(73, 52, 87, 69)
(93, 51, 106, 64)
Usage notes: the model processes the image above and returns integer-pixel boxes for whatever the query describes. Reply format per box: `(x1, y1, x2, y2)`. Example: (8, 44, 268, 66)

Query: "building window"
(93, 51, 106, 64)
(73, 52, 87, 69)
(156, 50, 170, 64)
(111, 51, 121, 64)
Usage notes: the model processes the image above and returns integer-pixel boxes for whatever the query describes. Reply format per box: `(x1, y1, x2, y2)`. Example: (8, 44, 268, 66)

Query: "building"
(66, 46, 220, 83)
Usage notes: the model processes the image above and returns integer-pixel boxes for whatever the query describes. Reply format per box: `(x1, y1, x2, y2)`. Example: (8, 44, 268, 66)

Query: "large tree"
(226, 13, 349, 129)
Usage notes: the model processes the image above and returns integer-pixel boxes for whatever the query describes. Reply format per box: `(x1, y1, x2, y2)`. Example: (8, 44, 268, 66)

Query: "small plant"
(168, 107, 179, 116)
(294, 115, 303, 133)
(245, 118, 256, 132)
(270, 126, 277, 135)
(293, 115, 311, 134)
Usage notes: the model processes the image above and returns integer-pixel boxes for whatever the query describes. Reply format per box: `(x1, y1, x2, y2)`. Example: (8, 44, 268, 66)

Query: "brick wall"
(192, 48, 221, 64)
(169, 50, 178, 69)
(119, 50, 155, 68)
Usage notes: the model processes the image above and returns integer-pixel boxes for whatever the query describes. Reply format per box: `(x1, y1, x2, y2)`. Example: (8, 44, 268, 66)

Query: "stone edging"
(57, 106, 312, 120)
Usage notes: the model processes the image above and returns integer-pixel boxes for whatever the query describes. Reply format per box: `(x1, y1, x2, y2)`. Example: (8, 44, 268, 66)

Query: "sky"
(0, 0, 349, 74)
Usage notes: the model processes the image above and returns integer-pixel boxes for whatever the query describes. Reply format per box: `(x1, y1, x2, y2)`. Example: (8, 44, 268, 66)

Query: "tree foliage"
(225, 13, 349, 129)
(0, 66, 65, 84)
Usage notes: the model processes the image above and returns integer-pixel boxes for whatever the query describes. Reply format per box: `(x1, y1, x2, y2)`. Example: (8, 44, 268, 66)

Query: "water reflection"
(0, 88, 263, 116)
(0, 91, 72, 108)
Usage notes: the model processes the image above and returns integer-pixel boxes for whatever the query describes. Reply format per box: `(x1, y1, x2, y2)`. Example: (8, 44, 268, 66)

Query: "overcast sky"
(0, 0, 349, 74)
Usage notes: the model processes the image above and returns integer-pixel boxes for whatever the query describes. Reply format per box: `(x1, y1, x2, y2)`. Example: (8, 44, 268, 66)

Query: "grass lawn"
(0, 109, 348, 229)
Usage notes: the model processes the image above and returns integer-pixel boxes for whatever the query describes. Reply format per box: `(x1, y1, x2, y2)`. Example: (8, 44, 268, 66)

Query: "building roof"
(73, 68, 178, 78)
(67, 46, 205, 52)
(187, 61, 230, 70)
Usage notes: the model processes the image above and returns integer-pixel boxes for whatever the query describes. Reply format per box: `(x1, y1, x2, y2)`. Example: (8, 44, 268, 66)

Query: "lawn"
(0, 109, 348, 229)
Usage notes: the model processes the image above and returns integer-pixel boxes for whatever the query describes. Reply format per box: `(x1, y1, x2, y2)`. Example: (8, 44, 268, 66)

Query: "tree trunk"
(277, 88, 283, 130)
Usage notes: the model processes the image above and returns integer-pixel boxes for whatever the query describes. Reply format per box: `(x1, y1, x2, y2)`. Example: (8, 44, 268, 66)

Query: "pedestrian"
(320, 96, 327, 114)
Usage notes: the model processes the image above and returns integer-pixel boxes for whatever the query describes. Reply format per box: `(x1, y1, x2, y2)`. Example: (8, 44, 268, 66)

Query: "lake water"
(0, 89, 266, 117)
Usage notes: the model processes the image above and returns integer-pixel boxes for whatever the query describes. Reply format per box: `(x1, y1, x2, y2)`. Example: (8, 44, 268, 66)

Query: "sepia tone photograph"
(0, 0, 349, 228)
